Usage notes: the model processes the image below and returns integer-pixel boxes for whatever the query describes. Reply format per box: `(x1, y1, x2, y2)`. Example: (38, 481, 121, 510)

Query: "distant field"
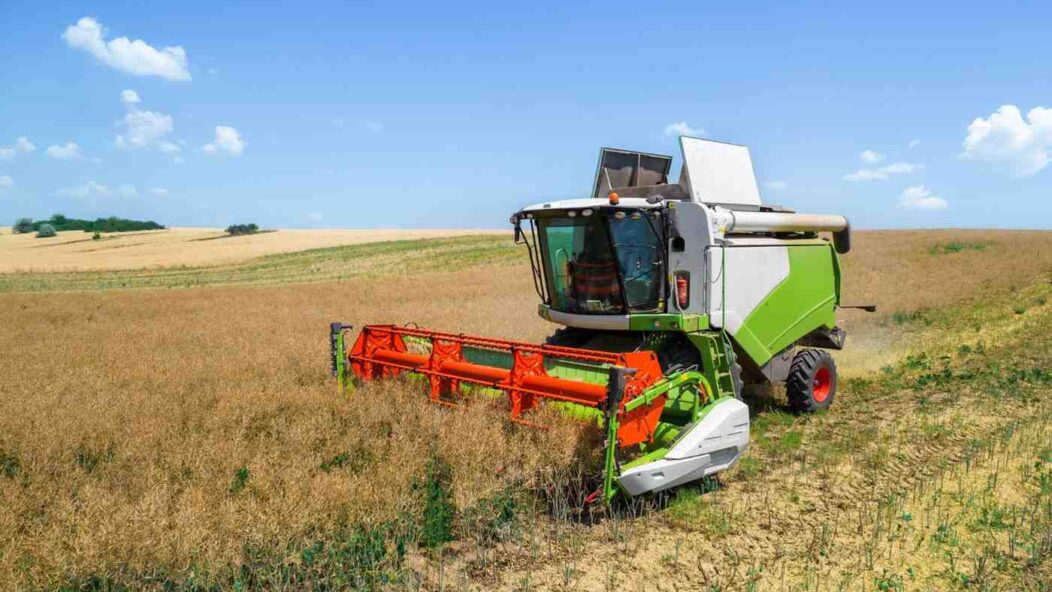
(0, 228, 1049, 589)
(0, 227, 502, 273)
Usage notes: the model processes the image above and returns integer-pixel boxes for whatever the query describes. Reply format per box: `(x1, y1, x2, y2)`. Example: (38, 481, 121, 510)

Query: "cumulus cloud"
(63, 17, 191, 81)
(899, 185, 947, 210)
(118, 184, 138, 198)
(859, 150, 885, 164)
(961, 104, 1052, 177)
(664, 121, 704, 137)
(843, 161, 923, 182)
(158, 142, 181, 154)
(149, 187, 169, 197)
(116, 108, 174, 149)
(203, 126, 245, 156)
(0, 175, 12, 189)
(764, 180, 787, 190)
(57, 180, 111, 198)
(0, 136, 35, 160)
(120, 89, 141, 105)
(46, 142, 82, 159)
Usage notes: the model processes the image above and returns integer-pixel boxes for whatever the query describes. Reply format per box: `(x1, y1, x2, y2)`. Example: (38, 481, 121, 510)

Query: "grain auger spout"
(331, 136, 861, 500)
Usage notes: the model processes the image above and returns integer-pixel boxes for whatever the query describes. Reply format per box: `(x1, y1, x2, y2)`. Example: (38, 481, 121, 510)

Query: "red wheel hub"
(812, 366, 831, 403)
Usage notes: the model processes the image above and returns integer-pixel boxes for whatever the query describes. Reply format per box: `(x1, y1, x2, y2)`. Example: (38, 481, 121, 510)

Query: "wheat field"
(0, 227, 501, 273)
(0, 229, 1049, 590)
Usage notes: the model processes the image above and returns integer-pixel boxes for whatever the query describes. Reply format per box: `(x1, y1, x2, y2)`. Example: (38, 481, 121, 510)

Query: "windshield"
(534, 210, 664, 314)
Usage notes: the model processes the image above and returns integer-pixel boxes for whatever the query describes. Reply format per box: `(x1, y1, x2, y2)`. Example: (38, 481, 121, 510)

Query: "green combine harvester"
(331, 136, 858, 502)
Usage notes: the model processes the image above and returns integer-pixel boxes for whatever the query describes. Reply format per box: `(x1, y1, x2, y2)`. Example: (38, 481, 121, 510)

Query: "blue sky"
(1, 1, 1049, 229)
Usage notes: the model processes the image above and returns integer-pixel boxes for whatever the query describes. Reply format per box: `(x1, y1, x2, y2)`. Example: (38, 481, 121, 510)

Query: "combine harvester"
(331, 137, 857, 502)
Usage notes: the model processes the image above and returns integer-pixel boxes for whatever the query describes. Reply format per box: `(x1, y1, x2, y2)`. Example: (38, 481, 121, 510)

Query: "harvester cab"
(332, 136, 852, 502)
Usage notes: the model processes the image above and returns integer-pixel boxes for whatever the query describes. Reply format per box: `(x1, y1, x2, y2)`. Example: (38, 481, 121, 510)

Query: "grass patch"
(928, 241, 990, 255)
(665, 487, 732, 536)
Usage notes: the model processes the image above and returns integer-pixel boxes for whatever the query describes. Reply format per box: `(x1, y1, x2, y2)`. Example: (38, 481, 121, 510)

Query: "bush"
(226, 223, 260, 236)
(92, 232, 101, 240)
(12, 218, 34, 234)
(35, 223, 56, 238)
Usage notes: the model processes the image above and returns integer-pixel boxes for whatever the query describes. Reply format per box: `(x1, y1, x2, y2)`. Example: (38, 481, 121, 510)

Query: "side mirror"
(513, 224, 522, 244)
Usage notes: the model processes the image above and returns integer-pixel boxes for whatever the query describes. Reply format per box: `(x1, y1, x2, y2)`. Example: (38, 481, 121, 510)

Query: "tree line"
(12, 214, 166, 235)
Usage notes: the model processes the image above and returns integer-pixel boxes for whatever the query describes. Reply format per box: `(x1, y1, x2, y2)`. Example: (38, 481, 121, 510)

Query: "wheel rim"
(812, 366, 831, 403)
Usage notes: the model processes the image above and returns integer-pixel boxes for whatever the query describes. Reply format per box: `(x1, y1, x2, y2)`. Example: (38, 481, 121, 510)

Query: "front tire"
(786, 349, 837, 412)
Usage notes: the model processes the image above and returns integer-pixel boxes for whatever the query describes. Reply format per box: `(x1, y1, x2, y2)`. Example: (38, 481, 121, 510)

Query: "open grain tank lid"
(677, 136, 762, 207)
(591, 147, 673, 198)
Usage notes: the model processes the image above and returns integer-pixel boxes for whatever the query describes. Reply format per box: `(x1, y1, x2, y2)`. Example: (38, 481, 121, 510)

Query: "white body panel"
(679, 137, 762, 206)
(708, 245, 790, 333)
(541, 307, 630, 330)
(666, 201, 715, 316)
(618, 398, 750, 496)
(520, 197, 657, 213)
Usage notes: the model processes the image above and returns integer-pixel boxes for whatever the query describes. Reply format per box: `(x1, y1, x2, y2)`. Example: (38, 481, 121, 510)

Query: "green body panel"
(731, 244, 840, 366)
(628, 313, 708, 332)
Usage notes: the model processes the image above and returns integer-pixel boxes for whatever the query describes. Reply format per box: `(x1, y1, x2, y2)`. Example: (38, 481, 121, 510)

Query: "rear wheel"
(786, 348, 837, 412)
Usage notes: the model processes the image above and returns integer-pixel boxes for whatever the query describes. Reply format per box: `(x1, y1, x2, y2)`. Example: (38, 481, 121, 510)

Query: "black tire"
(786, 348, 837, 412)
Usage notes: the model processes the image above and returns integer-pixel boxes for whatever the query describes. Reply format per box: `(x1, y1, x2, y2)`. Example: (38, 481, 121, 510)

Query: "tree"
(12, 218, 33, 234)
(225, 223, 260, 236)
(35, 224, 57, 238)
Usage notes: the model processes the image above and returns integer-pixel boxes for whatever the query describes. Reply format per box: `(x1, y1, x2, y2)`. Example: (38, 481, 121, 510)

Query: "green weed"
(229, 466, 250, 494)
(0, 448, 20, 478)
(418, 454, 455, 549)
(928, 241, 989, 255)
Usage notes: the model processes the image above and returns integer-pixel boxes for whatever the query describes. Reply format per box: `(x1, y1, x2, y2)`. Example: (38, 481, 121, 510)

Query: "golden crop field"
(0, 229, 1049, 591)
(0, 227, 501, 273)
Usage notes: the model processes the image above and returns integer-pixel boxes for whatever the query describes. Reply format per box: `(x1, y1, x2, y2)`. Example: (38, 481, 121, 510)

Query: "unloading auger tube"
(329, 136, 862, 502)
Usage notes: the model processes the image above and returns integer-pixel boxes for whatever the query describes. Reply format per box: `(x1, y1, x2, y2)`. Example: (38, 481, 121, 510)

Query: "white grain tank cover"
(678, 137, 763, 207)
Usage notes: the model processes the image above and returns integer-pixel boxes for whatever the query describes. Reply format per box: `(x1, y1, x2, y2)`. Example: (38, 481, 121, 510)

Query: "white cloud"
(961, 104, 1052, 177)
(118, 184, 138, 198)
(664, 121, 704, 137)
(1, 136, 38, 159)
(63, 17, 191, 81)
(842, 161, 923, 182)
(158, 141, 181, 154)
(57, 180, 111, 198)
(203, 125, 245, 156)
(149, 187, 169, 197)
(764, 180, 787, 190)
(362, 120, 384, 132)
(116, 109, 174, 149)
(306, 211, 324, 223)
(46, 142, 82, 159)
(120, 89, 141, 105)
(0, 175, 12, 189)
(898, 185, 947, 210)
(908, 139, 921, 150)
(859, 150, 885, 164)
